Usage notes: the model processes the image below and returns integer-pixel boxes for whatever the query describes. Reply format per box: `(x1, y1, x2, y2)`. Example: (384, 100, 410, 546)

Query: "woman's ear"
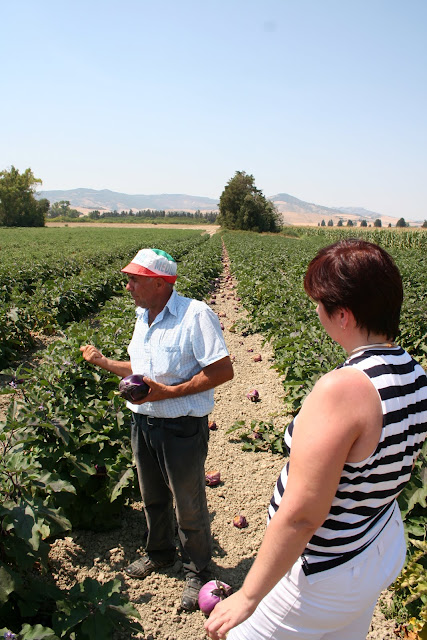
(340, 308, 355, 330)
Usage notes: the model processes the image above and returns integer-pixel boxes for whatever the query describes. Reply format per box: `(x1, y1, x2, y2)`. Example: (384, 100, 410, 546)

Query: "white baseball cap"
(121, 248, 177, 283)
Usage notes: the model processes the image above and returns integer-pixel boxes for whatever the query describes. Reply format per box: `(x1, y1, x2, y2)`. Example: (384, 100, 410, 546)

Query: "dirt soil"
(2, 248, 397, 639)
(45, 221, 220, 236)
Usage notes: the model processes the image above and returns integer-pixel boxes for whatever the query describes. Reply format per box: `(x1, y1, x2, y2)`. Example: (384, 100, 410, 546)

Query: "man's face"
(126, 274, 159, 308)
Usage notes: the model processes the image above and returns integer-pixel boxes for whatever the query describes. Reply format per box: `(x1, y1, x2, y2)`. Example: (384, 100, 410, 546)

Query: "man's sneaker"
(124, 553, 174, 579)
(180, 574, 205, 611)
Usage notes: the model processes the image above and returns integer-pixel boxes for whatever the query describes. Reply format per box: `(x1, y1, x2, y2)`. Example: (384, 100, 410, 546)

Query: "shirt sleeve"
(191, 305, 229, 368)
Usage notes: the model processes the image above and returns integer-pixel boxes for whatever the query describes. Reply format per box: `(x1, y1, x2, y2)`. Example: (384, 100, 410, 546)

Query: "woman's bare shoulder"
(313, 365, 373, 397)
(301, 366, 380, 432)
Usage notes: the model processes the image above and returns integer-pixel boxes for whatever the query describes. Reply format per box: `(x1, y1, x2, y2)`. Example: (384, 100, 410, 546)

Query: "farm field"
(0, 226, 426, 639)
(45, 221, 220, 234)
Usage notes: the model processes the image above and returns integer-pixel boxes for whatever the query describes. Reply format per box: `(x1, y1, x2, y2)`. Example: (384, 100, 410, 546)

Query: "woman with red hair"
(206, 238, 427, 640)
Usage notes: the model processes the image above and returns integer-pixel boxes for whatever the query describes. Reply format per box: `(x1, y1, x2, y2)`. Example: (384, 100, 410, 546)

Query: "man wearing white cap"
(80, 248, 233, 611)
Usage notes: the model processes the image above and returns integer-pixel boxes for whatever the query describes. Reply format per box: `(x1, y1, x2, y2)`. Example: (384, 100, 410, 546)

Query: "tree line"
(46, 202, 219, 223)
(0, 167, 282, 231)
(319, 217, 413, 228)
(1, 166, 425, 230)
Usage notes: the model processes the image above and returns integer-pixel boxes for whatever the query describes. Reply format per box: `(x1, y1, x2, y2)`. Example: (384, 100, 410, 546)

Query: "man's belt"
(140, 414, 204, 427)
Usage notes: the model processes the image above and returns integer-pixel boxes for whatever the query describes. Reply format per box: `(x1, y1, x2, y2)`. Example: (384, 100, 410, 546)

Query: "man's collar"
(165, 288, 178, 317)
(135, 288, 178, 320)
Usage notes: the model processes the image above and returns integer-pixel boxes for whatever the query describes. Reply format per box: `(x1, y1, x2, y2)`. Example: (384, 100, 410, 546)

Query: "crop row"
(0, 232, 224, 636)
(285, 226, 427, 250)
(221, 229, 426, 634)
(0, 228, 206, 299)
(222, 230, 427, 410)
(223, 232, 344, 409)
(0, 230, 212, 367)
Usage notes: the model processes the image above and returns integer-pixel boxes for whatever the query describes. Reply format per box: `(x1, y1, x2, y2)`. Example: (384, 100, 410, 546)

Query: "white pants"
(228, 504, 406, 640)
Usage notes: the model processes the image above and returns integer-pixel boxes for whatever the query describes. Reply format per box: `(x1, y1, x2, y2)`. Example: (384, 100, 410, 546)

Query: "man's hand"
(149, 357, 233, 402)
(130, 377, 170, 404)
(80, 345, 106, 366)
(79, 345, 132, 377)
(131, 357, 233, 403)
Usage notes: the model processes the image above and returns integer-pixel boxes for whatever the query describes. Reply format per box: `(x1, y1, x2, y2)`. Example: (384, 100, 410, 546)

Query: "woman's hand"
(204, 589, 257, 639)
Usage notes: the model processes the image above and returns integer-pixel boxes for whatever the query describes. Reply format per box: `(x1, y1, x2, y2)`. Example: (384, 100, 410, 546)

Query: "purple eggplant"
(118, 374, 150, 402)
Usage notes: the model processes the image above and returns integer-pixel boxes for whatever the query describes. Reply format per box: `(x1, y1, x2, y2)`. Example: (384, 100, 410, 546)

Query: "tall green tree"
(396, 217, 407, 228)
(49, 200, 80, 218)
(217, 171, 281, 232)
(374, 218, 382, 227)
(0, 166, 48, 227)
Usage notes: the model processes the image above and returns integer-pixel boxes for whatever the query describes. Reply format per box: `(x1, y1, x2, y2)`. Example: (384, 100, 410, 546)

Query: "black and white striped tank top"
(268, 346, 427, 576)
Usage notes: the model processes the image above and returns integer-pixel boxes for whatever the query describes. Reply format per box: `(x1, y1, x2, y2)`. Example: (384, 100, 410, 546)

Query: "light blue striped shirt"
(127, 289, 229, 418)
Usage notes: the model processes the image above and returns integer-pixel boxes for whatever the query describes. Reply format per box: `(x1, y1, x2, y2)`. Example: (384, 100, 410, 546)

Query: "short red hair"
(304, 238, 403, 340)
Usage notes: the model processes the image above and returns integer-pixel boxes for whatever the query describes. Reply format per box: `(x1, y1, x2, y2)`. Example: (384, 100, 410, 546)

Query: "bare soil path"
(45, 221, 220, 236)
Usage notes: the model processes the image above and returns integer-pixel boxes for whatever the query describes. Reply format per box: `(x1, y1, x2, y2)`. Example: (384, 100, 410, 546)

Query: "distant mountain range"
(38, 188, 219, 212)
(269, 193, 382, 220)
(37, 188, 400, 225)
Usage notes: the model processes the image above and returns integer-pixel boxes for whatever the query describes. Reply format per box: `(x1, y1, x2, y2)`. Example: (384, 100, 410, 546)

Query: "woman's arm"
(205, 366, 380, 639)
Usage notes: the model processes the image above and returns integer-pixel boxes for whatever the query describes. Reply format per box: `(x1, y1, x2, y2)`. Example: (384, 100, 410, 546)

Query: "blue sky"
(1, 0, 426, 219)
